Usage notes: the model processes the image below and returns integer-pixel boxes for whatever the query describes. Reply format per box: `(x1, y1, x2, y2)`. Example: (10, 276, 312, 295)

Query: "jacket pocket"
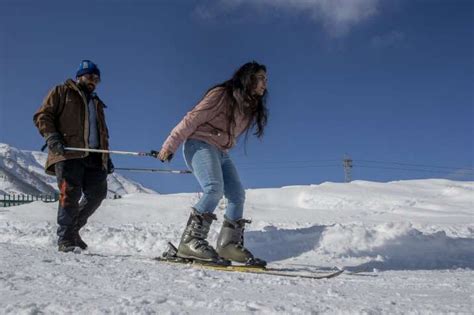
(62, 133, 81, 147)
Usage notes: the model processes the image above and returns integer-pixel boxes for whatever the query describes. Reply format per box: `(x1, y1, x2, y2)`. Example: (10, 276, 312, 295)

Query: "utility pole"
(343, 154, 353, 183)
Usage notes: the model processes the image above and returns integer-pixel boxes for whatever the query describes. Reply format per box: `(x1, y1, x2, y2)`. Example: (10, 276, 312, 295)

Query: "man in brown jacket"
(33, 60, 113, 252)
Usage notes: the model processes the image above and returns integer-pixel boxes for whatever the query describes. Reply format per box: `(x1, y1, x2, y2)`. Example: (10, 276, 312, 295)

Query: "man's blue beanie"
(76, 60, 101, 78)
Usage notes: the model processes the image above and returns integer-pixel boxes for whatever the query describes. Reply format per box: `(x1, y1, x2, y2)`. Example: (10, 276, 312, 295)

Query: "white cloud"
(195, 0, 382, 37)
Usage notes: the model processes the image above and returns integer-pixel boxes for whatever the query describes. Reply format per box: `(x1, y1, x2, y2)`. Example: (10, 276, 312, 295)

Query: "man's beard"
(79, 81, 96, 93)
(86, 83, 96, 92)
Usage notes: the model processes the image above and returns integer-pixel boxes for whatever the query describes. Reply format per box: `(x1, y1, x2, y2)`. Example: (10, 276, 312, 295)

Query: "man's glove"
(107, 158, 115, 174)
(45, 133, 64, 156)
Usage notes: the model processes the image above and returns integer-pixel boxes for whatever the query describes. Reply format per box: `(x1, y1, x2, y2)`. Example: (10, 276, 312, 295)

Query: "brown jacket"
(162, 87, 251, 154)
(33, 79, 110, 175)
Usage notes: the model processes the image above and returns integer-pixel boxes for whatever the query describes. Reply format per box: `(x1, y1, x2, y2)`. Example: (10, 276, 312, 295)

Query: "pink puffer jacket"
(162, 87, 251, 153)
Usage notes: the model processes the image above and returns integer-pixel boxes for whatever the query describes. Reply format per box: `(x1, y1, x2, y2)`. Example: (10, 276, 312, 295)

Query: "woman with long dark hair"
(158, 61, 268, 266)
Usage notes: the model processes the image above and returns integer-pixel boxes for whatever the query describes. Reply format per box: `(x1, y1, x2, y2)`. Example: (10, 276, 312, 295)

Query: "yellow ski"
(154, 256, 344, 280)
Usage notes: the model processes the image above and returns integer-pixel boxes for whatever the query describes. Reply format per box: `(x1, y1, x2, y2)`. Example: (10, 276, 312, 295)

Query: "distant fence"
(0, 194, 59, 207)
(0, 193, 122, 207)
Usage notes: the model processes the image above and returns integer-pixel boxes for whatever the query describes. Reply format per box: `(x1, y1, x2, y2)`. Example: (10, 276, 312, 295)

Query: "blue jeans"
(183, 139, 245, 221)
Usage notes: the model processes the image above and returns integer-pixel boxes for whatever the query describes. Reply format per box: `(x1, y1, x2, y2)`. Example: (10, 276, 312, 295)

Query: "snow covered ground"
(1, 179, 473, 314)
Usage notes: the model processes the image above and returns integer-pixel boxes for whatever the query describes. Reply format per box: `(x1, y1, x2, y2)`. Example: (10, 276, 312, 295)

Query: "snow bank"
(1, 179, 473, 313)
(1, 179, 472, 271)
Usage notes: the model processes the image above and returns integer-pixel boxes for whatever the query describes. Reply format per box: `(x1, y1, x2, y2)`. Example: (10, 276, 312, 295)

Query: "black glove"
(107, 158, 115, 174)
(45, 133, 64, 156)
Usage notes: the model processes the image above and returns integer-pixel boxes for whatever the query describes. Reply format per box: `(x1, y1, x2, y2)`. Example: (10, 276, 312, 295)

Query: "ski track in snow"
(0, 179, 473, 313)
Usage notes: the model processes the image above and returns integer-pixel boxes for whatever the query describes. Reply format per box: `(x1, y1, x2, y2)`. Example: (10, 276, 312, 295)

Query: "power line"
(115, 155, 472, 179)
(238, 164, 340, 171)
(357, 159, 473, 171)
(355, 164, 474, 175)
(235, 159, 340, 166)
(234, 158, 472, 172)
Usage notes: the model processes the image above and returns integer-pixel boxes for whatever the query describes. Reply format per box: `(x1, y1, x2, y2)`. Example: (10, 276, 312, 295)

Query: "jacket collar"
(64, 79, 107, 108)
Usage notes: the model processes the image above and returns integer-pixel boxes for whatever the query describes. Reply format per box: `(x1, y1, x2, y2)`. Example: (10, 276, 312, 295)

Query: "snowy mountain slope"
(0, 179, 473, 313)
(0, 144, 58, 195)
(0, 143, 157, 196)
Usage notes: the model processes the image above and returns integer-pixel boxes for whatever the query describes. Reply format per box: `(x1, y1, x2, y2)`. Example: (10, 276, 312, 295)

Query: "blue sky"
(0, 0, 473, 193)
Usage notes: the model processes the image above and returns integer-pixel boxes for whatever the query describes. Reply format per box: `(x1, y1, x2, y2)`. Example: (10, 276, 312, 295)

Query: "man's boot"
(177, 209, 220, 262)
(58, 239, 77, 252)
(74, 230, 88, 250)
(216, 218, 266, 267)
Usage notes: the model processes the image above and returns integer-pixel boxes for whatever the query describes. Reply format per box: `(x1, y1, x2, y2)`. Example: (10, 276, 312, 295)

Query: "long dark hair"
(207, 61, 269, 142)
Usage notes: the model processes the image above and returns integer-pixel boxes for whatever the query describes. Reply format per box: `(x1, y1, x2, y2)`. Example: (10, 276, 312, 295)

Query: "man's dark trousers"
(55, 153, 107, 244)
